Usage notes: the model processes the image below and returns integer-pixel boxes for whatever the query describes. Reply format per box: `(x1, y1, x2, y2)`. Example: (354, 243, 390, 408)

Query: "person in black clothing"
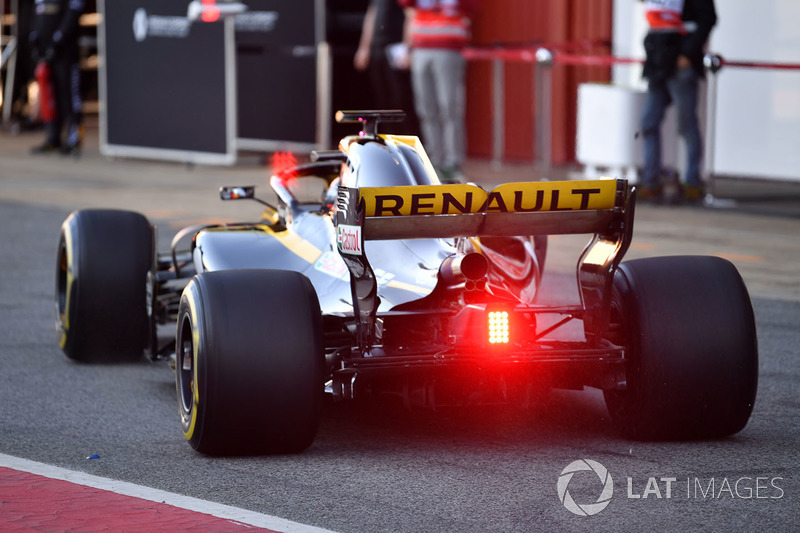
(5, 0, 35, 130)
(30, 0, 86, 155)
(354, 0, 417, 134)
(639, 0, 717, 203)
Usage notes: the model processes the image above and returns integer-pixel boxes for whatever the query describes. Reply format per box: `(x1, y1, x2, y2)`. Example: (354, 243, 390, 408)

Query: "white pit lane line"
(0, 453, 336, 533)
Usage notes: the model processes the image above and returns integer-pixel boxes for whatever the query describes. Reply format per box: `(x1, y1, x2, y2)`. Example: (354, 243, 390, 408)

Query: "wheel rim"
(56, 240, 68, 324)
(178, 316, 195, 416)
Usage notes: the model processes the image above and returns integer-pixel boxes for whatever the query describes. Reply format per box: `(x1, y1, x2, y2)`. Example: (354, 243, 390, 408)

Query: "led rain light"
(488, 311, 510, 344)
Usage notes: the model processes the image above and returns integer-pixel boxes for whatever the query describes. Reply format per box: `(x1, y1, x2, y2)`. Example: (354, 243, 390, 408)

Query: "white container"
(576, 83, 678, 183)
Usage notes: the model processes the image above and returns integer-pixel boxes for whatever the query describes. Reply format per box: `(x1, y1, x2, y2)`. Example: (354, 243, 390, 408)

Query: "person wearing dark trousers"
(29, 0, 86, 155)
(7, 0, 36, 131)
(354, 0, 418, 135)
(639, 0, 717, 204)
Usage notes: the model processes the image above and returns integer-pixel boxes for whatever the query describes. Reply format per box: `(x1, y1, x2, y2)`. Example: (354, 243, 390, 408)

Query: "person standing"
(29, 0, 86, 155)
(398, 0, 478, 183)
(639, 0, 717, 203)
(354, 0, 418, 134)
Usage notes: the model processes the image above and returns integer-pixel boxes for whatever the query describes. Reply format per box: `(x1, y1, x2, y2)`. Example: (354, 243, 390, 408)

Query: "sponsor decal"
(415, 269, 438, 288)
(337, 224, 362, 256)
(234, 11, 279, 33)
(359, 180, 618, 217)
(373, 268, 395, 286)
(314, 251, 348, 279)
(133, 8, 191, 42)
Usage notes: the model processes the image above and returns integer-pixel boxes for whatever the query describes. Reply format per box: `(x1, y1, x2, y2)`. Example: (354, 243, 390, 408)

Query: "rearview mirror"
(219, 186, 255, 200)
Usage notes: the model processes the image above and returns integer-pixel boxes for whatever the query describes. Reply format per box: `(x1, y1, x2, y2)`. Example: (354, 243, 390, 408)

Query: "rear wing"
(334, 178, 636, 354)
(353, 179, 624, 241)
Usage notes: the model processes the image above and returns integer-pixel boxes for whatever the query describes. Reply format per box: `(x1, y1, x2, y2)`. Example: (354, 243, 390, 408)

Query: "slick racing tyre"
(176, 269, 324, 455)
(604, 256, 758, 440)
(56, 209, 153, 362)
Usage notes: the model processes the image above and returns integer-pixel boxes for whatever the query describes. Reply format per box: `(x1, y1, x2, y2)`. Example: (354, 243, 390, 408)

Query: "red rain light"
(488, 310, 510, 344)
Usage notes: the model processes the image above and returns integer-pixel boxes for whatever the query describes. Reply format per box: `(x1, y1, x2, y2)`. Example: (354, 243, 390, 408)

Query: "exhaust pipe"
(439, 252, 488, 287)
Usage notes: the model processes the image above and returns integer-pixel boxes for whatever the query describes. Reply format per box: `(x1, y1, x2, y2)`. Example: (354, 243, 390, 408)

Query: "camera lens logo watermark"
(557, 459, 614, 516)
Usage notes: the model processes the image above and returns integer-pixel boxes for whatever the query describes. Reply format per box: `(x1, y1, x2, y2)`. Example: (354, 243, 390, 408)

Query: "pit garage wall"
(465, 0, 613, 165)
(613, 0, 800, 182)
(99, 0, 236, 165)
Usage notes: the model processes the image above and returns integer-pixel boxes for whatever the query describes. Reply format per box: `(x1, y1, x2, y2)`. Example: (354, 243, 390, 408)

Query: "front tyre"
(176, 270, 324, 455)
(56, 209, 153, 362)
(604, 256, 758, 440)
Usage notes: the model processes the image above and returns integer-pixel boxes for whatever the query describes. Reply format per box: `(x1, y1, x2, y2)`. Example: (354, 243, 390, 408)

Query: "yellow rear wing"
(350, 179, 626, 241)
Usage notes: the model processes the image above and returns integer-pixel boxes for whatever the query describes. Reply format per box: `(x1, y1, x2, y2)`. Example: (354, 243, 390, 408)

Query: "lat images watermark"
(627, 475, 785, 500)
(557, 459, 614, 516)
(557, 460, 785, 516)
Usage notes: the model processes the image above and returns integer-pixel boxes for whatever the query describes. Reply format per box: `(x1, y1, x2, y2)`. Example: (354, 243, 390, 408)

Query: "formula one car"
(55, 110, 758, 454)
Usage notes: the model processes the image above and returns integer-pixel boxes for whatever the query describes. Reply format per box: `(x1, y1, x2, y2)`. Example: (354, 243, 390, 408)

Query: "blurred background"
(1, 0, 798, 182)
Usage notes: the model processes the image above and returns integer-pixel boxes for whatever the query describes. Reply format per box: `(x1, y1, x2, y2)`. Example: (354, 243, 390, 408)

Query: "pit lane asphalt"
(1, 123, 799, 531)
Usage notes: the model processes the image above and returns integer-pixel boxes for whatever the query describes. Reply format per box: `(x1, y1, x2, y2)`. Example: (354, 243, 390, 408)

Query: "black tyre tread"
(605, 256, 758, 440)
(57, 209, 152, 362)
(178, 269, 323, 455)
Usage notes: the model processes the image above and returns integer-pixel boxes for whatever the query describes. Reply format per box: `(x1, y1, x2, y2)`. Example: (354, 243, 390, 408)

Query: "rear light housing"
(449, 304, 521, 351)
(488, 310, 510, 344)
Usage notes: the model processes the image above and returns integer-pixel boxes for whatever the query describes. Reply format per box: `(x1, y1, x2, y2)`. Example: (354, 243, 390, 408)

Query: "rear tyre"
(176, 269, 324, 455)
(604, 256, 758, 440)
(56, 209, 153, 362)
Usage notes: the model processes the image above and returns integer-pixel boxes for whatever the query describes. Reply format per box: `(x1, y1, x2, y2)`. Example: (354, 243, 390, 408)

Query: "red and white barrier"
(463, 44, 800, 183)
